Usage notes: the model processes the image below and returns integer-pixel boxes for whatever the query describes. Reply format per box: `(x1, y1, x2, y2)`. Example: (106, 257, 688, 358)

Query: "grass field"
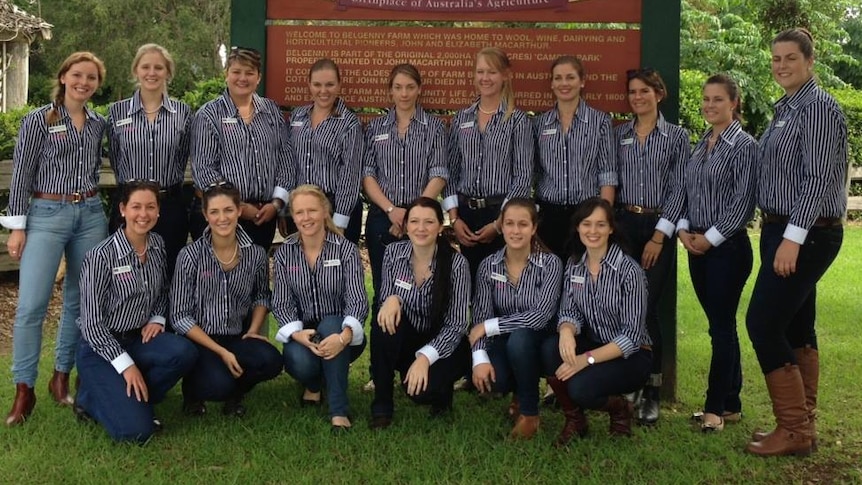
(1, 229, 860, 484)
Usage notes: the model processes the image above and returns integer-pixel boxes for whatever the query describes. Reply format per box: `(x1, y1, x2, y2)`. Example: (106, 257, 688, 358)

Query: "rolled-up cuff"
(416, 345, 440, 366)
(598, 172, 618, 187)
(111, 352, 135, 374)
(472, 349, 490, 368)
(272, 186, 289, 205)
(783, 224, 808, 245)
(483, 318, 501, 337)
(333, 212, 350, 229)
(275, 320, 303, 343)
(148, 316, 166, 326)
(655, 218, 676, 238)
(676, 219, 690, 232)
(342, 316, 364, 346)
(0, 215, 26, 230)
(704, 227, 726, 247)
(441, 195, 458, 212)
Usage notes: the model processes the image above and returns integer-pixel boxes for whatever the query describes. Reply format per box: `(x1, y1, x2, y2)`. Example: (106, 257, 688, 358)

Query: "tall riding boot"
(6, 383, 37, 426)
(746, 364, 812, 457)
(636, 373, 661, 425)
(48, 370, 74, 406)
(547, 377, 587, 447)
(603, 394, 634, 436)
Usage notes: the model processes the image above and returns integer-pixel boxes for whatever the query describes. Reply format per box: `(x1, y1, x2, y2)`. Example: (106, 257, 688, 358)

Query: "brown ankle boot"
(509, 415, 540, 440)
(48, 371, 74, 406)
(604, 395, 634, 436)
(6, 383, 36, 426)
(547, 377, 587, 447)
(746, 364, 812, 457)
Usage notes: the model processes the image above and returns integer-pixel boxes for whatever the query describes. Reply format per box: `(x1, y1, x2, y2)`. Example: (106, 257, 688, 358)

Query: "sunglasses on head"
(626, 67, 657, 80)
(124, 179, 161, 190)
(229, 46, 261, 60)
(203, 181, 235, 194)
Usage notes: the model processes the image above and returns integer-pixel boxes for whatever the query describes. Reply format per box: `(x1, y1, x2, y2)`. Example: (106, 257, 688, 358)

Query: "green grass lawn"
(1, 229, 861, 484)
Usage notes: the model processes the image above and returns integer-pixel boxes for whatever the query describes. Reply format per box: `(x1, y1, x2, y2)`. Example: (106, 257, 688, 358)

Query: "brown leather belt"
(762, 213, 842, 228)
(33, 189, 98, 203)
(623, 204, 661, 215)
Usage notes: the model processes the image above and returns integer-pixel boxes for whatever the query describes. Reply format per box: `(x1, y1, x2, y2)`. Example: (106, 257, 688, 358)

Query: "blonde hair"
(131, 43, 175, 91)
(289, 184, 342, 236)
(46, 52, 106, 125)
(476, 47, 515, 121)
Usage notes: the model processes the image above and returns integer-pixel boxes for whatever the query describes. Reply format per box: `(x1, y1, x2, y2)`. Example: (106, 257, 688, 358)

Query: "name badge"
(541, 128, 557, 136)
(395, 279, 413, 291)
(459, 121, 474, 129)
(48, 125, 68, 134)
(323, 259, 341, 267)
(291, 121, 304, 127)
(374, 133, 390, 142)
(112, 265, 132, 275)
(115, 118, 133, 127)
(571, 275, 585, 285)
(221, 117, 238, 124)
(620, 138, 634, 146)
(490, 272, 507, 283)
(775, 120, 787, 128)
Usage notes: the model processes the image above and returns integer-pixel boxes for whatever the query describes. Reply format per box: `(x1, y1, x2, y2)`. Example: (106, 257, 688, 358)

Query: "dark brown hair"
(773, 28, 815, 59)
(226, 46, 262, 73)
(501, 198, 550, 253)
(626, 67, 667, 103)
(309, 58, 341, 82)
(568, 197, 627, 263)
(704, 73, 743, 122)
(388, 63, 422, 89)
(551, 55, 585, 80)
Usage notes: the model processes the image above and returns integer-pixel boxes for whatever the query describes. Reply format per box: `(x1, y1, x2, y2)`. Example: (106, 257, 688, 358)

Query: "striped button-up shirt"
(107, 91, 192, 186)
(534, 100, 617, 205)
(677, 120, 757, 246)
(171, 226, 271, 336)
(614, 114, 690, 236)
(2, 104, 106, 229)
(289, 98, 364, 227)
(379, 240, 470, 364)
(442, 101, 533, 210)
(363, 106, 448, 207)
(77, 230, 168, 373)
(758, 77, 848, 244)
(272, 231, 368, 346)
(558, 244, 649, 358)
(191, 91, 293, 204)
(471, 248, 563, 366)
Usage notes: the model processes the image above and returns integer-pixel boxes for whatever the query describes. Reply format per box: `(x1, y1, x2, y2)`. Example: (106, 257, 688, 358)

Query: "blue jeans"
(76, 332, 197, 443)
(283, 316, 366, 418)
(183, 335, 282, 402)
(688, 231, 752, 415)
(746, 223, 842, 373)
(486, 328, 546, 416)
(12, 197, 107, 386)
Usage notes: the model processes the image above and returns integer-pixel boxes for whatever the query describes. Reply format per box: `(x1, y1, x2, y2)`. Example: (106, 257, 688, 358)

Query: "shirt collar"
(202, 224, 255, 249)
(703, 119, 744, 148)
(382, 105, 429, 126)
(775, 76, 818, 110)
(489, 247, 549, 268)
(219, 91, 272, 117)
(285, 230, 343, 247)
(53, 103, 101, 123)
(465, 98, 506, 115)
(574, 243, 625, 272)
(111, 229, 164, 260)
(128, 90, 176, 116)
(545, 99, 589, 126)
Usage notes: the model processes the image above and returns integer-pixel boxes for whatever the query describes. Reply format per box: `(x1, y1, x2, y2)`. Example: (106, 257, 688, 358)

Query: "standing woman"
(614, 68, 690, 425)
(108, 44, 192, 278)
(443, 47, 534, 278)
(534, 55, 617, 260)
(745, 28, 847, 457)
(191, 46, 293, 252)
(171, 184, 282, 417)
(75, 182, 197, 443)
(288, 59, 364, 244)
(677, 74, 757, 432)
(370, 197, 471, 428)
(273, 185, 368, 432)
(469, 198, 563, 440)
(3, 52, 109, 425)
(541, 197, 652, 445)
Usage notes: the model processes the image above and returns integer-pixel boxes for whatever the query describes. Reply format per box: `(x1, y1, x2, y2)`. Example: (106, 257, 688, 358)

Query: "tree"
(835, 13, 862, 89)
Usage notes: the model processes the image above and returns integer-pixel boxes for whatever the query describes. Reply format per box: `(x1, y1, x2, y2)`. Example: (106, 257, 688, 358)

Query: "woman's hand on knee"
(141, 322, 165, 344)
(471, 363, 495, 394)
(122, 364, 149, 402)
(378, 296, 402, 335)
(219, 350, 244, 378)
(404, 355, 430, 396)
(317, 333, 348, 360)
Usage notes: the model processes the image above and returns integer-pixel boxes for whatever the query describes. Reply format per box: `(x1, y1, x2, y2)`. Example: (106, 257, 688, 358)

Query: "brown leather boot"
(509, 415, 540, 440)
(507, 394, 520, 423)
(604, 395, 634, 436)
(48, 371, 74, 406)
(6, 383, 36, 426)
(746, 364, 812, 457)
(547, 377, 587, 447)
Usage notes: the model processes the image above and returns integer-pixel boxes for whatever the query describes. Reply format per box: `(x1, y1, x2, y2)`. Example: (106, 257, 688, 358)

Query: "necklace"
(478, 105, 498, 115)
(143, 106, 160, 115)
(215, 243, 239, 266)
(134, 245, 148, 258)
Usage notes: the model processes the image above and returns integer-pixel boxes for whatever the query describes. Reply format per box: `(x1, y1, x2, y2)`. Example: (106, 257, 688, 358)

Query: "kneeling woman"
(370, 197, 471, 428)
(273, 185, 368, 431)
(76, 182, 197, 443)
(171, 184, 282, 416)
(541, 197, 652, 446)
(469, 198, 562, 439)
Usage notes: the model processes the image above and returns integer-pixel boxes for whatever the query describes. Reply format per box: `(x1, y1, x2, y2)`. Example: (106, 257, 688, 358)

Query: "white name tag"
(490, 272, 507, 283)
(115, 118, 133, 127)
(542, 128, 557, 136)
(620, 138, 634, 146)
(374, 133, 390, 142)
(460, 121, 474, 129)
(291, 121, 304, 127)
(221, 117, 238, 124)
(323, 259, 341, 267)
(112, 265, 132, 275)
(571, 275, 585, 285)
(395, 279, 413, 291)
(775, 120, 787, 128)
(48, 125, 68, 134)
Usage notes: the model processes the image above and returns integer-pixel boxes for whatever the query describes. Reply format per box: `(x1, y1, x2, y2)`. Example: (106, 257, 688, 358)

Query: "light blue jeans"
(11, 196, 107, 386)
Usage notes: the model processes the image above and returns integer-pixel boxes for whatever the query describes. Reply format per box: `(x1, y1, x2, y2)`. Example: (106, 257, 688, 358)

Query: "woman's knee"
(283, 343, 320, 382)
(506, 329, 541, 360)
(316, 316, 343, 337)
(539, 335, 561, 375)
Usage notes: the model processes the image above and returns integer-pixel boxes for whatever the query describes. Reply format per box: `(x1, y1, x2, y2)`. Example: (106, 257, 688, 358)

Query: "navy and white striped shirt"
(171, 226, 271, 336)
(677, 120, 757, 246)
(442, 101, 534, 210)
(471, 248, 563, 366)
(289, 98, 364, 227)
(379, 240, 470, 364)
(614, 114, 690, 236)
(107, 91, 192, 186)
(558, 244, 649, 358)
(2, 104, 106, 229)
(534, 100, 617, 205)
(363, 106, 448, 207)
(271, 231, 368, 346)
(77, 230, 168, 373)
(191, 91, 293, 204)
(758, 77, 848, 244)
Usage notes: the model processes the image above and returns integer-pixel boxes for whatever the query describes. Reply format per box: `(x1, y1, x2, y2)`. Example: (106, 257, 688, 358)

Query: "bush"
(0, 106, 33, 160)
(181, 77, 226, 112)
(829, 88, 862, 168)
(679, 69, 709, 143)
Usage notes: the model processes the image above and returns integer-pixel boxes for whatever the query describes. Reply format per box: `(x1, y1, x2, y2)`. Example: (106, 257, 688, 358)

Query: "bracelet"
(450, 217, 459, 226)
(650, 238, 664, 244)
(385, 205, 394, 214)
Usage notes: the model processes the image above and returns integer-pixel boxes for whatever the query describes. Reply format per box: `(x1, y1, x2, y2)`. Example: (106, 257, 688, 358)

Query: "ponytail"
(428, 234, 454, 338)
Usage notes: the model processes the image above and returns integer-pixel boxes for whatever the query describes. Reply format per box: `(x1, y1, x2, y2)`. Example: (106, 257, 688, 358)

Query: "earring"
(121, 213, 125, 218)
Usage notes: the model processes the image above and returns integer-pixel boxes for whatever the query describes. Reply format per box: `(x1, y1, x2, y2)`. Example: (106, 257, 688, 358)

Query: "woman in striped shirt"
(469, 198, 563, 440)
(74, 182, 197, 442)
(107, 44, 192, 278)
(273, 185, 367, 432)
(370, 197, 471, 429)
(541, 197, 651, 445)
(614, 68, 690, 425)
(677, 74, 756, 432)
(745, 28, 847, 457)
(3, 52, 110, 426)
(171, 184, 282, 417)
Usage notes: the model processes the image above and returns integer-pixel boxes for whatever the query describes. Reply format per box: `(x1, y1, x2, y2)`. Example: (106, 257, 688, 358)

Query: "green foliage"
(829, 88, 862, 168)
(0, 106, 32, 161)
(679, 70, 709, 143)
(180, 77, 227, 112)
(836, 15, 862, 89)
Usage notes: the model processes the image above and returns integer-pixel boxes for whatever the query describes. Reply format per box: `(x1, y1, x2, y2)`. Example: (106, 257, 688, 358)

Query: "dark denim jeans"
(183, 335, 282, 402)
(486, 328, 546, 416)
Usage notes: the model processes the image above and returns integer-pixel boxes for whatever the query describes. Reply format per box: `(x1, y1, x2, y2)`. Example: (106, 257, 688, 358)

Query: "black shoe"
(636, 386, 660, 425)
(72, 403, 93, 423)
(369, 415, 392, 429)
(183, 400, 207, 416)
(222, 399, 246, 417)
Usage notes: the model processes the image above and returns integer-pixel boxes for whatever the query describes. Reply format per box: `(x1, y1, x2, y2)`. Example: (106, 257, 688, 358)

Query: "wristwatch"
(386, 205, 394, 214)
(585, 351, 596, 366)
